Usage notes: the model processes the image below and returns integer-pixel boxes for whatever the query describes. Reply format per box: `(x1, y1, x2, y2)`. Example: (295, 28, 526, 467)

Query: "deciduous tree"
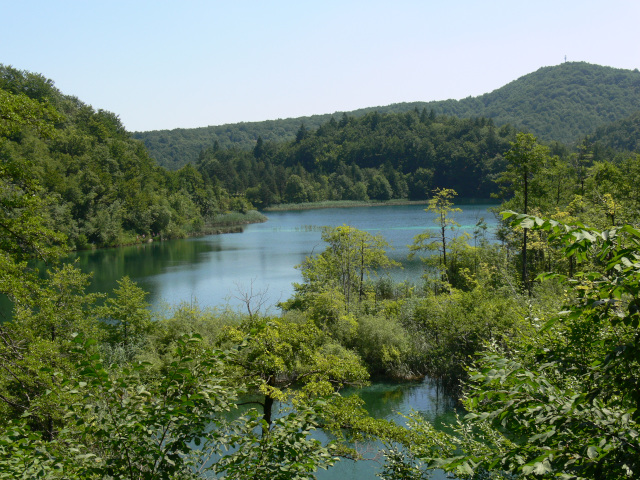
(410, 188, 462, 286)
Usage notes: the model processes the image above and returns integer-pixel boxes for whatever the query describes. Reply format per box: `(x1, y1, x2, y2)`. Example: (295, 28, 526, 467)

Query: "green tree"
(0, 89, 60, 138)
(1, 333, 346, 479)
(407, 167, 434, 200)
(296, 225, 399, 307)
(98, 276, 152, 346)
(410, 188, 462, 285)
(0, 104, 91, 433)
(63, 334, 239, 479)
(386, 213, 640, 479)
(497, 133, 550, 290)
(367, 173, 393, 200)
(283, 174, 309, 203)
(214, 402, 339, 479)
(219, 316, 368, 429)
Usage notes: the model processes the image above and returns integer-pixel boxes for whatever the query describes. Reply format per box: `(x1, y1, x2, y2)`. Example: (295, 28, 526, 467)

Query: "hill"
(133, 62, 640, 169)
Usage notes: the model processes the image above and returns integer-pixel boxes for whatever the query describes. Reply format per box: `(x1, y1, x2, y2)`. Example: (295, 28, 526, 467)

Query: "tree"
(218, 316, 368, 430)
(63, 334, 240, 479)
(571, 139, 594, 197)
(283, 174, 308, 203)
(407, 167, 434, 200)
(497, 133, 550, 290)
(410, 188, 462, 285)
(213, 401, 339, 479)
(0, 103, 89, 433)
(98, 276, 152, 346)
(0, 89, 60, 138)
(253, 135, 265, 159)
(295, 123, 309, 143)
(296, 225, 399, 307)
(367, 174, 393, 200)
(1, 333, 346, 479)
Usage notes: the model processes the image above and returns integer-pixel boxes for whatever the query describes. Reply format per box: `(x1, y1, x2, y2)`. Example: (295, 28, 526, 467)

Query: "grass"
(263, 199, 428, 212)
(207, 210, 267, 227)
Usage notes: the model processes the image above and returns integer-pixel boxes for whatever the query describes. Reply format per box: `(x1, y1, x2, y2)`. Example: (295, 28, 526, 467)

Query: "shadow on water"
(313, 377, 460, 479)
(68, 236, 229, 295)
(195, 377, 459, 480)
(0, 236, 231, 322)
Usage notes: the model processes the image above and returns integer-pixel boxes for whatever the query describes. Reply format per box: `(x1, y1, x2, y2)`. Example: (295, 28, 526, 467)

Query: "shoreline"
(263, 199, 427, 212)
(76, 211, 268, 252)
(262, 197, 496, 212)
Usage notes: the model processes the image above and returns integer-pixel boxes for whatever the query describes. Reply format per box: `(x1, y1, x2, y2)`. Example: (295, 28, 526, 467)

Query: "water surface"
(70, 203, 497, 313)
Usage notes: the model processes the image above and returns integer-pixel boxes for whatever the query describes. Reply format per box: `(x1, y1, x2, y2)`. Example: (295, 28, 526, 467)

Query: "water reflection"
(69, 236, 225, 292)
(315, 377, 460, 480)
(351, 378, 457, 424)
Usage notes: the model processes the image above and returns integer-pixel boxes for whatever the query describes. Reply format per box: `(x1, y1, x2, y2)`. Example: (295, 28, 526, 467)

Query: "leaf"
(519, 217, 536, 229)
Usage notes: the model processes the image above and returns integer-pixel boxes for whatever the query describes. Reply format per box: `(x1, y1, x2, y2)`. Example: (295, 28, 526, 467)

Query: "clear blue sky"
(2, 0, 638, 132)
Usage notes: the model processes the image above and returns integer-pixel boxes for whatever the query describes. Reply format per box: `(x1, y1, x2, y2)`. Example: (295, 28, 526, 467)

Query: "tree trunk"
(262, 394, 273, 434)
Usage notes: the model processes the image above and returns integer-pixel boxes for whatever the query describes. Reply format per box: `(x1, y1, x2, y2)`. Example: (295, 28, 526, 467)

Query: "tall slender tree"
(410, 188, 461, 284)
(498, 133, 549, 290)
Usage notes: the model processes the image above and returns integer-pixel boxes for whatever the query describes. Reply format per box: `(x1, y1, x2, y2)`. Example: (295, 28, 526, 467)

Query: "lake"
(70, 203, 497, 314)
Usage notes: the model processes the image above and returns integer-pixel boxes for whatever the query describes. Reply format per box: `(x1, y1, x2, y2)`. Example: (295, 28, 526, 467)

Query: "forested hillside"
(0, 65, 258, 249)
(134, 62, 640, 169)
(194, 111, 516, 207)
(587, 110, 640, 155)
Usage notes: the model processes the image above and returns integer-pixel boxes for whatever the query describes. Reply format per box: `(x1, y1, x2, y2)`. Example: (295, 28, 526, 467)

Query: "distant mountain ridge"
(133, 62, 640, 169)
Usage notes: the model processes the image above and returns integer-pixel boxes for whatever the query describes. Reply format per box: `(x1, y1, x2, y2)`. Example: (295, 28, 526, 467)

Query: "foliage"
(218, 315, 369, 427)
(587, 110, 640, 158)
(214, 402, 338, 479)
(354, 313, 412, 376)
(61, 334, 240, 479)
(497, 133, 553, 289)
(0, 89, 60, 139)
(410, 188, 463, 286)
(0, 65, 255, 250)
(0, 420, 77, 479)
(402, 283, 530, 392)
(97, 276, 152, 346)
(387, 213, 640, 479)
(1, 333, 348, 479)
(294, 225, 400, 308)
(184, 110, 513, 208)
